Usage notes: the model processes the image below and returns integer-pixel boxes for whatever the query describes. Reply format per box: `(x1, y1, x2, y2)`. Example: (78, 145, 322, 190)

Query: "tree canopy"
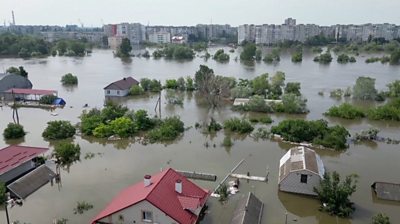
(53, 142, 81, 166)
(42, 120, 76, 140)
(314, 171, 358, 217)
(240, 42, 256, 61)
(3, 123, 26, 139)
(353, 76, 378, 100)
(117, 38, 132, 57)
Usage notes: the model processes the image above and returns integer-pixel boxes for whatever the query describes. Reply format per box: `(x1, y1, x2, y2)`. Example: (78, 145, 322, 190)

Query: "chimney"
(175, 179, 182, 194)
(144, 175, 151, 187)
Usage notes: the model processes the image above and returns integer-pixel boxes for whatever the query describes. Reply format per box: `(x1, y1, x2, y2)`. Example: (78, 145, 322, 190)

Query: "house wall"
(0, 160, 35, 183)
(98, 200, 177, 224)
(104, 89, 129, 97)
(279, 170, 320, 196)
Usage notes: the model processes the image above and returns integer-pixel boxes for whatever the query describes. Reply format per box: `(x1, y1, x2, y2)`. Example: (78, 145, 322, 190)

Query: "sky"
(1, 0, 400, 27)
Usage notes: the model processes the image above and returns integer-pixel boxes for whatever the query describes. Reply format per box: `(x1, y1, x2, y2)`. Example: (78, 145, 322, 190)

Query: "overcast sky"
(1, 0, 400, 27)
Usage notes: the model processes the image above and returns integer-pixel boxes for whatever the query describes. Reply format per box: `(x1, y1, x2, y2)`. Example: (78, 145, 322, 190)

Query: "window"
(117, 90, 120, 95)
(300, 174, 308, 183)
(142, 211, 153, 222)
(107, 90, 110, 94)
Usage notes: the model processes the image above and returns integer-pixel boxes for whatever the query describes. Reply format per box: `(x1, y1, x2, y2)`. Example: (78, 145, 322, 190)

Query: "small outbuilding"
(104, 77, 139, 97)
(0, 73, 32, 92)
(371, 182, 400, 202)
(278, 146, 325, 196)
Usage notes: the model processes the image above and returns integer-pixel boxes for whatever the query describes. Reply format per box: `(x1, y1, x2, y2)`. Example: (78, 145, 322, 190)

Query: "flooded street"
(0, 48, 399, 224)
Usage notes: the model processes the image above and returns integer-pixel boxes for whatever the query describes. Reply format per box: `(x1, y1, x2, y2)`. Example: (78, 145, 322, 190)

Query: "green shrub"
(372, 213, 391, 224)
(259, 116, 273, 124)
(324, 103, 365, 119)
(367, 99, 400, 121)
(337, 54, 350, 63)
(271, 119, 350, 150)
(147, 116, 184, 142)
(53, 142, 80, 165)
(207, 118, 222, 132)
(165, 79, 178, 89)
(3, 123, 26, 139)
(213, 49, 230, 62)
(223, 118, 254, 134)
(93, 123, 114, 138)
(42, 120, 76, 140)
(61, 73, 78, 85)
(291, 51, 303, 62)
(80, 109, 102, 135)
(129, 85, 145, 95)
(73, 201, 94, 214)
(39, 94, 57, 105)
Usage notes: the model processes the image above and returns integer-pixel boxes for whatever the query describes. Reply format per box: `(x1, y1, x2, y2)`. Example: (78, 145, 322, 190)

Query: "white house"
(278, 146, 325, 196)
(91, 168, 210, 224)
(104, 77, 139, 97)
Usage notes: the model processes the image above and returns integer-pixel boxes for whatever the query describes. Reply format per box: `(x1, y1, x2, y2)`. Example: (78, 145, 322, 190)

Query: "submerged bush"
(39, 94, 57, 105)
(61, 73, 78, 85)
(147, 116, 184, 142)
(3, 123, 26, 139)
(42, 120, 76, 140)
(223, 118, 254, 134)
(53, 142, 81, 166)
(324, 103, 365, 119)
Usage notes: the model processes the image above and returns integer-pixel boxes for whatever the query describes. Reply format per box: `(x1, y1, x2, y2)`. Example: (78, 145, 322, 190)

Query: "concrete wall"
(104, 89, 129, 97)
(0, 160, 35, 183)
(98, 200, 177, 224)
(279, 170, 321, 196)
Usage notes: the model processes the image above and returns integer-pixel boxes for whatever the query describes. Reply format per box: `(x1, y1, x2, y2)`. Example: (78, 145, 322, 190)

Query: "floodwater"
(0, 47, 399, 224)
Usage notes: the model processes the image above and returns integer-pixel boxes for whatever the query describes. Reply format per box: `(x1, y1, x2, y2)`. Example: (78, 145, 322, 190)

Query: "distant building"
(104, 77, 139, 97)
(148, 32, 171, 44)
(108, 36, 123, 50)
(278, 146, 325, 196)
(284, 18, 297, 26)
(172, 35, 186, 44)
(0, 73, 32, 93)
(91, 168, 210, 224)
(238, 24, 256, 44)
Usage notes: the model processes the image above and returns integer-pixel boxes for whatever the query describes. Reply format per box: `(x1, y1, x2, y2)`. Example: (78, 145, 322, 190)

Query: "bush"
(367, 99, 400, 121)
(42, 120, 76, 140)
(147, 116, 184, 142)
(284, 82, 301, 96)
(39, 95, 57, 105)
(207, 118, 222, 132)
(325, 103, 365, 119)
(140, 78, 161, 92)
(53, 142, 80, 165)
(314, 52, 332, 63)
(165, 79, 178, 89)
(80, 109, 103, 135)
(101, 102, 129, 122)
(213, 49, 230, 62)
(61, 73, 78, 85)
(291, 51, 303, 62)
(277, 93, 308, 114)
(372, 213, 391, 224)
(73, 201, 94, 214)
(271, 119, 350, 150)
(129, 85, 145, 95)
(353, 76, 377, 100)
(259, 116, 273, 124)
(3, 123, 26, 139)
(224, 118, 254, 134)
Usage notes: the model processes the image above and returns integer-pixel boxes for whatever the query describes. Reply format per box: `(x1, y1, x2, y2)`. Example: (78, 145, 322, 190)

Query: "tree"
(39, 94, 57, 105)
(314, 171, 358, 217)
(255, 49, 262, 61)
(387, 80, 400, 97)
(353, 76, 377, 100)
(279, 93, 308, 114)
(223, 118, 254, 134)
(240, 42, 256, 61)
(213, 49, 230, 62)
(251, 73, 269, 95)
(324, 103, 365, 119)
(101, 102, 129, 122)
(6, 66, 28, 78)
(337, 54, 350, 63)
(109, 117, 136, 137)
(53, 142, 81, 166)
(372, 213, 391, 224)
(129, 85, 145, 95)
(390, 49, 400, 65)
(268, 71, 285, 98)
(61, 73, 78, 85)
(3, 123, 26, 139)
(42, 120, 76, 140)
(285, 82, 301, 96)
(118, 38, 132, 57)
(314, 52, 333, 63)
(291, 51, 303, 62)
(80, 109, 103, 135)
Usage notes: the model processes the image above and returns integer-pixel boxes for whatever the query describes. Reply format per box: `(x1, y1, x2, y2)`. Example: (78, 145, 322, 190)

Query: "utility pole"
(11, 11, 15, 26)
(4, 202, 10, 224)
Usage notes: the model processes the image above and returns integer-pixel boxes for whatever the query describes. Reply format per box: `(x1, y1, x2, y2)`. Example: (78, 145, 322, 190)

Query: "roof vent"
(175, 179, 182, 194)
(144, 175, 151, 187)
(123, 77, 126, 80)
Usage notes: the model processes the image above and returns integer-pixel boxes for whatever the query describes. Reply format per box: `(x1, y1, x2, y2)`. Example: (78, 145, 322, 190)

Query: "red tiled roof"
(0, 145, 48, 175)
(103, 77, 139, 90)
(91, 168, 210, 224)
(5, 88, 57, 95)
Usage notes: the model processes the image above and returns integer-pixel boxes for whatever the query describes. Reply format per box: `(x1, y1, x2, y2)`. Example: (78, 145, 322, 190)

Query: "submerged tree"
(372, 213, 391, 224)
(117, 38, 132, 57)
(53, 142, 81, 166)
(314, 171, 358, 218)
(353, 76, 378, 100)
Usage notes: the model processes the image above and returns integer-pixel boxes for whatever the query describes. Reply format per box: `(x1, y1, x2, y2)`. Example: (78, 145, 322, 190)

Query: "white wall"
(104, 89, 129, 97)
(279, 170, 321, 196)
(98, 200, 177, 224)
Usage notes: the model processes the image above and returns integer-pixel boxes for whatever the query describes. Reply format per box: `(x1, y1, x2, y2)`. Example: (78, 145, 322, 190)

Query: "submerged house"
(0, 73, 32, 93)
(91, 168, 210, 224)
(278, 146, 325, 196)
(104, 77, 139, 97)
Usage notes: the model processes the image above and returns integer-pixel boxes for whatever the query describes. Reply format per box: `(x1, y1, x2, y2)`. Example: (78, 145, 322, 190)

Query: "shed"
(231, 192, 264, 224)
(7, 164, 56, 199)
(0, 73, 33, 92)
(278, 146, 325, 196)
(0, 145, 48, 184)
(53, 97, 66, 106)
(104, 77, 139, 97)
(371, 182, 400, 202)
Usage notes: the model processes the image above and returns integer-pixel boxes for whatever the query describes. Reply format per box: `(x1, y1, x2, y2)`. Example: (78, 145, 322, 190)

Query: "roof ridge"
(145, 168, 173, 198)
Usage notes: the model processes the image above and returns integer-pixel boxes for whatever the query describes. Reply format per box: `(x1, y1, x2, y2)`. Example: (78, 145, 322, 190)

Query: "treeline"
(152, 44, 195, 59)
(0, 33, 91, 58)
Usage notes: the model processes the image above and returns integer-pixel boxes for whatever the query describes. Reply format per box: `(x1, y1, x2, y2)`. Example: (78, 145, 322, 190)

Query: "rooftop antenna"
(11, 10, 15, 26)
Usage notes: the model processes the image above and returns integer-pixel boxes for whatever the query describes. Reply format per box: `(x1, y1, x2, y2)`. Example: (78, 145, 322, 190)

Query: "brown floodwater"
(0, 48, 399, 224)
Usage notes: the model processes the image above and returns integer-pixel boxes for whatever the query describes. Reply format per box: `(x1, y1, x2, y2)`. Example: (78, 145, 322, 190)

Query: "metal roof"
(231, 192, 264, 224)
(103, 77, 139, 90)
(0, 145, 48, 175)
(7, 165, 56, 199)
(279, 146, 325, 183)
(5, 88, 57, 95)
(372, 182, 400, 202)
(91, 168, 210, 224)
